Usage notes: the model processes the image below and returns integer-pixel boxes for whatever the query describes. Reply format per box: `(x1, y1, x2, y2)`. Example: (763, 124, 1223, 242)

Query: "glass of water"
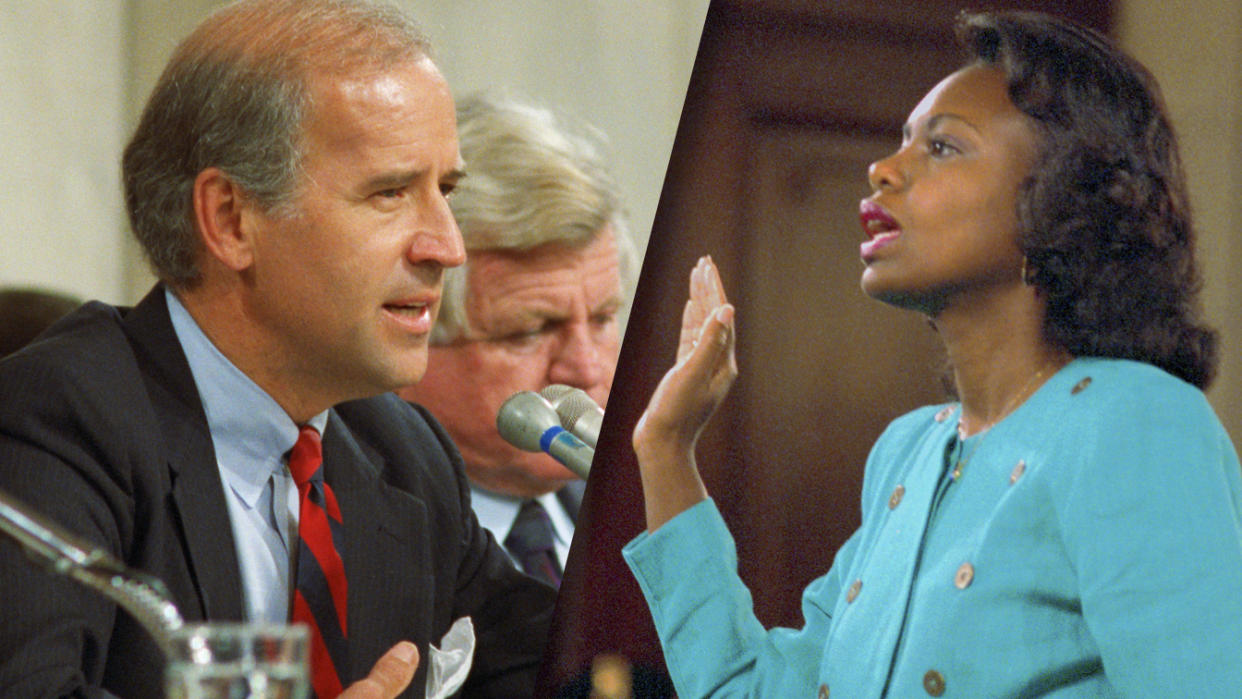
(165, 623, 309, 699)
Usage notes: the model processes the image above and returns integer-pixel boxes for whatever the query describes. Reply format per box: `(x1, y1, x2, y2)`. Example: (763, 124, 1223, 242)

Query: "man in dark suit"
(398, 95, 636, 586)
(0, 1, 554, 697)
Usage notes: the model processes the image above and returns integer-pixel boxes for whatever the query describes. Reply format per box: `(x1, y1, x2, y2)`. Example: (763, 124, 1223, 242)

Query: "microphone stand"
(0, 488, 184, 656)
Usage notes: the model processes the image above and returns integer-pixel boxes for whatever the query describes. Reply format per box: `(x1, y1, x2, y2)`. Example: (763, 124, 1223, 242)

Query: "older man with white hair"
(400, 94, 638, 586)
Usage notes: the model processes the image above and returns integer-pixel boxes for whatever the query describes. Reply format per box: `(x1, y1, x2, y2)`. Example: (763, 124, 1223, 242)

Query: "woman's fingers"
(677, 298, 698, 363)
(699, 304, 738, 404)
(703, 255, 727, 311)
(709, 304, 738, 392)
(646, 302, 737, 436)
(686, 303, 735, 386)
(641, 256, 738, 449)
(679, 256, 731, 360)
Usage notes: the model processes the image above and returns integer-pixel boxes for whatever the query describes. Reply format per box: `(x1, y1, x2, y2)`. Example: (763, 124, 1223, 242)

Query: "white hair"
(432, 93, 638, 343)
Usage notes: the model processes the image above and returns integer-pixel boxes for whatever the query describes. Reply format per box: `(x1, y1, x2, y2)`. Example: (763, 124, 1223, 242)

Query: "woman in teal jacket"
(624, 11, 1242, 698)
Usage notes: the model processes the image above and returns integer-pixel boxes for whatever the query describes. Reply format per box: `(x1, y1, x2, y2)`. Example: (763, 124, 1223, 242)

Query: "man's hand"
(340, 641, 419, 698)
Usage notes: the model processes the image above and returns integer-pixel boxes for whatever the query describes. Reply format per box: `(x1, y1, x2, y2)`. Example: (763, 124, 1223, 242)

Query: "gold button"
(923, 669, 946, 696)
(934, 406, 955, 422)
(818, 683, 830, 699)
(888, 484, 905, 510)
(954, 562, 974, 589)
(1009, 459, 1026, 485)
(846, 579, 862, 603)
(1071, 376, 1093, 394)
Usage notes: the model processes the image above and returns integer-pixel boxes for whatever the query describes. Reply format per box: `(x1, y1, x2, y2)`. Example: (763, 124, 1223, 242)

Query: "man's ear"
(192, 167, 258, 272)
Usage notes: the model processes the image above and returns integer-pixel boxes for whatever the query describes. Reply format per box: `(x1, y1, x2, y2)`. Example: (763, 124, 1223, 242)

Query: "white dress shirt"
(469, 485, 575, 569)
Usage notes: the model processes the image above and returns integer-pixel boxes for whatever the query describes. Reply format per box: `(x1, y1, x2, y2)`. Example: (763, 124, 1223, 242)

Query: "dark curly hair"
(957, 11, 1218, 389)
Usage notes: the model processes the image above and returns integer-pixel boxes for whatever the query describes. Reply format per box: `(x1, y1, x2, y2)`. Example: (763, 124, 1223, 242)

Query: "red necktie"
(289, 425, 348, 698)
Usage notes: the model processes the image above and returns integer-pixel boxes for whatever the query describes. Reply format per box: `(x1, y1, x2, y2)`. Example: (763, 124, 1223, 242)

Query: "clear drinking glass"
(164, 623, 309, 699)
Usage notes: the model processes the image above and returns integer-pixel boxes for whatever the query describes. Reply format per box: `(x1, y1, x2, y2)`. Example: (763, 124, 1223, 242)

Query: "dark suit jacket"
(0, 288, 556, 698)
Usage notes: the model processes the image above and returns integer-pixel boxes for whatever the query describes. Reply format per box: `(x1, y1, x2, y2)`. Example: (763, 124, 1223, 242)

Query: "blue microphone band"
(539, 425, 566, 454)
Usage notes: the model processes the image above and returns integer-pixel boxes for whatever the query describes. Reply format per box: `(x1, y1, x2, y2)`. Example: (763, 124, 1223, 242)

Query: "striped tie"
(504, 499, 562, 587)
(289, 425, 348, 698)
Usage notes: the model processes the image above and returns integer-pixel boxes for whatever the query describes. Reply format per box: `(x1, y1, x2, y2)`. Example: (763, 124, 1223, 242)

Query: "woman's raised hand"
(633, 256, 737, 531)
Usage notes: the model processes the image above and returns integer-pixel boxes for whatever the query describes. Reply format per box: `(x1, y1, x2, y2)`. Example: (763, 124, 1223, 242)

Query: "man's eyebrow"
(361, 167, 466, 192)
(513, 307, 568, 322)
(362, 168, 423, 192)
(593, 293, 624, 314)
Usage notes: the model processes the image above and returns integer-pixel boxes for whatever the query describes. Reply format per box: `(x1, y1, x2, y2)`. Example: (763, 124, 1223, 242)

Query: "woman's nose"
(867, 151, 906, 192)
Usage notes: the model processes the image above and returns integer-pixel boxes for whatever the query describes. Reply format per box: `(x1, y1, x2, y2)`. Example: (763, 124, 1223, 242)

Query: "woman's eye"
(928, 138, 958, 157)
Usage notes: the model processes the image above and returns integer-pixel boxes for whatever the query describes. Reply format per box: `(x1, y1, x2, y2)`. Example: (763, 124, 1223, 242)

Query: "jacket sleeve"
(618, 409, 930, 699)
(623, 499, 859, 698)
(0, 348, 149, 698)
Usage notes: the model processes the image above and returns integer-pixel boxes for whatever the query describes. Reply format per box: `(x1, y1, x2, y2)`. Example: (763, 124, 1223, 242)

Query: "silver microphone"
(497, 391, 594, 478)
(0, 488, 184, 655)
(539, 385, 604, 448)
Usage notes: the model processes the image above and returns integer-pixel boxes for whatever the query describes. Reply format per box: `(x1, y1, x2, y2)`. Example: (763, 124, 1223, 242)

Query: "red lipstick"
(859, 200, 901, 261)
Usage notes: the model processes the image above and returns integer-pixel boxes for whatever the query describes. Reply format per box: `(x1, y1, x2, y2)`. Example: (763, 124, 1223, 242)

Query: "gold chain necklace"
(951, 361, 1056, 481)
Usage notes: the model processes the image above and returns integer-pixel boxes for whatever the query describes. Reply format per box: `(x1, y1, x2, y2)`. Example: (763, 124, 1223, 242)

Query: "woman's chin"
(861, 274, 945, 316)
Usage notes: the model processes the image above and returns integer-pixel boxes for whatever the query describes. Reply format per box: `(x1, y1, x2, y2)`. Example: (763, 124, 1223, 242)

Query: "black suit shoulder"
(334, 394, 468, 495)
(0, 298, 205, 697)
(0, 299, 179, 551)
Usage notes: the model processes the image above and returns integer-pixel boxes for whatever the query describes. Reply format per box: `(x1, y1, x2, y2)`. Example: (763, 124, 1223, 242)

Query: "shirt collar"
(469, 485, 574, 549)
(165, 289, 329, 506)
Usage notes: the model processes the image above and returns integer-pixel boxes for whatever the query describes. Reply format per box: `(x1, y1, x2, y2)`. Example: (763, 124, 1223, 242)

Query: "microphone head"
(548, 388, 600, 429)
(540, 385, 603, 445)
(496, 391, 561, 453)
(538, 384, 575, 403)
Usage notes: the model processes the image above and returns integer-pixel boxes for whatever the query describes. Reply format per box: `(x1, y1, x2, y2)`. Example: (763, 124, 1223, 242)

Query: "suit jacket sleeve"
(0, 304, 179, 698)
(623, 498, 862, 698)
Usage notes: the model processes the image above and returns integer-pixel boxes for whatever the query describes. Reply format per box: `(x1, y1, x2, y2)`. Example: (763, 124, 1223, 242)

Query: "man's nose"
(407, 194, 466, 268)
(547, 322, 606, 389)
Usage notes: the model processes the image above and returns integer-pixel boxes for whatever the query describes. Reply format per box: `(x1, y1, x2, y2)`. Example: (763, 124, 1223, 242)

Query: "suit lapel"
(123, 287, 245, 621)
(322, 414, 429, 683)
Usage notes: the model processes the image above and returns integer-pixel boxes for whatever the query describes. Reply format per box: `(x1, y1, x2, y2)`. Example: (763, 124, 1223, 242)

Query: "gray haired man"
(400, 94, 638, 585)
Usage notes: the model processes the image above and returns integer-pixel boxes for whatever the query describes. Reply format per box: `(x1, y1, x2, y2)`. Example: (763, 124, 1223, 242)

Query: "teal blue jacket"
(624, 359, 1242, 697)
